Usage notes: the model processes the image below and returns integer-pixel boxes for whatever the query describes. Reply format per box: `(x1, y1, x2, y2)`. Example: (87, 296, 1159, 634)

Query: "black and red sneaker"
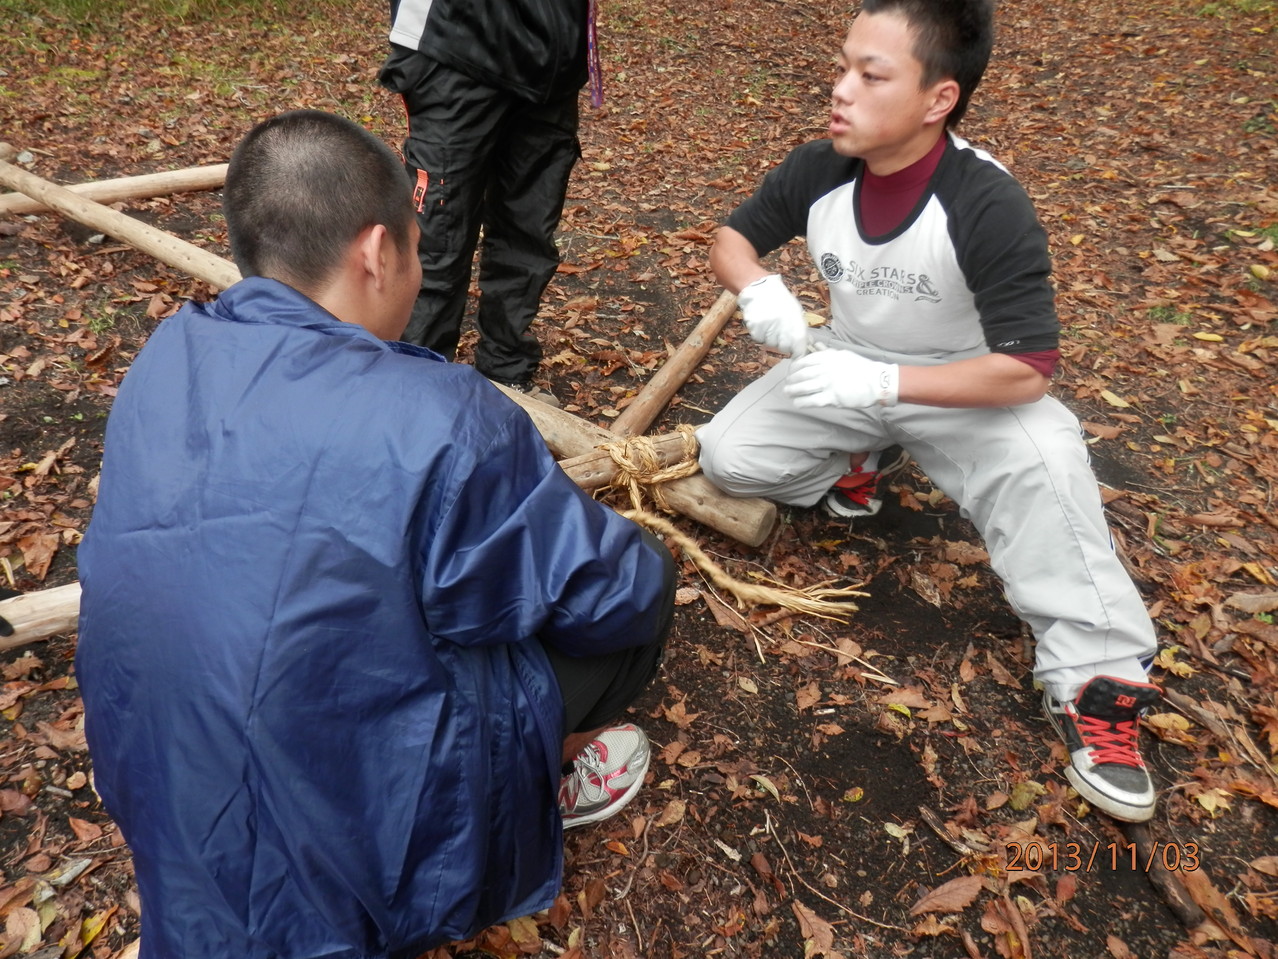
(1044, 675, 1162, 822)
(822, 446, 910, 520)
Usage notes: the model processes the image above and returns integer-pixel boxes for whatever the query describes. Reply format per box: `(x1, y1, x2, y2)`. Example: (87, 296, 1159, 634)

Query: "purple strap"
(587, 0, 603, 107)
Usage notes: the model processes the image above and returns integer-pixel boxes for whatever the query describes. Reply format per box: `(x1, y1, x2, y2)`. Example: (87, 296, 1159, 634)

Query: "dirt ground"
(2, 0, 1277, 957)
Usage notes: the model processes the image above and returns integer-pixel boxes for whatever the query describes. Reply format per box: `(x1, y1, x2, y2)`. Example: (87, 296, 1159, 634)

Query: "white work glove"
(737, 274, 809, 357)
(783, 349, 900, 409)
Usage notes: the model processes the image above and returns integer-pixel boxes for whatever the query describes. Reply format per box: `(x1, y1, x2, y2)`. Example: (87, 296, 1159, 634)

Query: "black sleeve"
(725, 141, 860, 259)
(946, 164, 1060, 354)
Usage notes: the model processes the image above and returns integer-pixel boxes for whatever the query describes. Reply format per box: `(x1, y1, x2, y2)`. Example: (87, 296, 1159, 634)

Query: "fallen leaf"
(1249, 856, 1278, 877)
(16, 533, 58, 582)
(68, 817, 102, 842)
(662, 700, 699, 729)
(1179, 864, 1256, 953)
(34, 722, 87, 752)
(1225, 591, 1278, 614)
(4, 907, 40, 954)
(1056, 873, 1077, 904)
(910, 875, 985, 916)
(700, 590, 749, 633)
(912, 915, 955, 937)
(77, 906, 117, 953)
(654, 799, 686, 827)
(750, 774, 780, 801)
(1009, 781, 1046, 812)
(1083, 421, 1124, 440)
(795, 682, 822, 712)
(506, 915, 540, 949)
(1107, 934, 1135, 959)
(878, 687, 932, 709)
(712, 837, 742, 862)
(984, 650, 1021, 688)
(791, 901, 835, 958)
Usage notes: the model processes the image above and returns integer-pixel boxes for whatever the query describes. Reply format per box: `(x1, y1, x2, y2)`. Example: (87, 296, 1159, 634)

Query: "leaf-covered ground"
(1, 0, 1277, 957)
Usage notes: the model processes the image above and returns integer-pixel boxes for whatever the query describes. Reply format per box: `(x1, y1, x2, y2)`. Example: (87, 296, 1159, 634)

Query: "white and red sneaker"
(558, 723, 650, 830)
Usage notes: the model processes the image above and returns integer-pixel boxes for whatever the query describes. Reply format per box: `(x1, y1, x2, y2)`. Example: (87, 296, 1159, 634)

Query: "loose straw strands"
(622, 509, 867, 622)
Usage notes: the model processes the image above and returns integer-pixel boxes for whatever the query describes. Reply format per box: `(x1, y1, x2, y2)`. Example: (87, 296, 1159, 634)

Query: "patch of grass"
(85, 311, 116, 335)
(0, 0, 351, 33)
(1148, 305, 1195, 324)
(1242, 103, 1278, 135)
(1197, 0, 1275, 15)
(1258, 224, 1278, 244)
(47, 66, 101, 81)
(1, 0, 270, 18)
(744, 66, 797, 99)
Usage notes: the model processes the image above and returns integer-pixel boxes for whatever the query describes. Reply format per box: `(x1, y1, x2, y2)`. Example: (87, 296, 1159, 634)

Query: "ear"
(924, 78, 960, 126)
(355, 223, 391, 290)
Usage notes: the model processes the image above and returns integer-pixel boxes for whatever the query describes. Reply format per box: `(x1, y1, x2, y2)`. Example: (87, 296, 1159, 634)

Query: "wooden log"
(0, 583, 81, 651)
(0, 163, 228, 217)
(495, 384, 776, 547)
(0, 145, 240, 290)
(608, 288, 738, 438)
(559, 430, 698, 491)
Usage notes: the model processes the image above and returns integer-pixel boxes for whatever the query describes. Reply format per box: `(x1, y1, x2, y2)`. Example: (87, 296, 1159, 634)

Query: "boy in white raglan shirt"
(698, 0, 1162, 822)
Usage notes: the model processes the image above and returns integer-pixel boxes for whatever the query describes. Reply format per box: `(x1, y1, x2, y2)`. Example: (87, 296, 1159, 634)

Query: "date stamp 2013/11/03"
(1006, 841, 1201, 873)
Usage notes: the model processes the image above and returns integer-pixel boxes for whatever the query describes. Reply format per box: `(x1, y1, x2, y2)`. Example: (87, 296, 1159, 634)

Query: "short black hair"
(861, 0, 994, 127)
(223, 110, 414, 292)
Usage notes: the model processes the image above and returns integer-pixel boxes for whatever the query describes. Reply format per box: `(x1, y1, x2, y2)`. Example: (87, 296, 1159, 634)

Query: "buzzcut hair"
(223, 110, 414, 292)
(861, 0, 995, 127)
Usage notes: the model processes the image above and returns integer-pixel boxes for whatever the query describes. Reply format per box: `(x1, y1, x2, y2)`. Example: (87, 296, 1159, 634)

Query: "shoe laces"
(831, 470, 877, 506)
(566, 741, 611, 803)
(1075, 712, 1144, 767)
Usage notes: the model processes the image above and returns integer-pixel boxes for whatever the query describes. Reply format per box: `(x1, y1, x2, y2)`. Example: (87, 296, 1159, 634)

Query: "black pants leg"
(380, 46, 579, 381)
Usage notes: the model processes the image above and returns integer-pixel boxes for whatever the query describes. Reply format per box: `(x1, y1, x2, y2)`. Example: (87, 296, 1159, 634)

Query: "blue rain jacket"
(75, 278, 671, 959)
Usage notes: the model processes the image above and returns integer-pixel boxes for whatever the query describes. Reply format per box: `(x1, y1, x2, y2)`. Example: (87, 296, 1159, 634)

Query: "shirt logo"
(819, 250, 943, 304)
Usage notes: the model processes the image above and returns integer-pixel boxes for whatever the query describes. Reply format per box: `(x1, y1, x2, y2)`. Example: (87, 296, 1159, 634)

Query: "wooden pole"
(0, 583, 80, 652)
(608, 289, 738, 438)
(0, 145, 240, 290)
(0, 163, 228, 217)
(496, 385, 776, 547)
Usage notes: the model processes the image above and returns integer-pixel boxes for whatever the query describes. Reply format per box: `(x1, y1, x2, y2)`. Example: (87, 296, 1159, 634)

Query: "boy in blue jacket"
(76, 110, 674, 959)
